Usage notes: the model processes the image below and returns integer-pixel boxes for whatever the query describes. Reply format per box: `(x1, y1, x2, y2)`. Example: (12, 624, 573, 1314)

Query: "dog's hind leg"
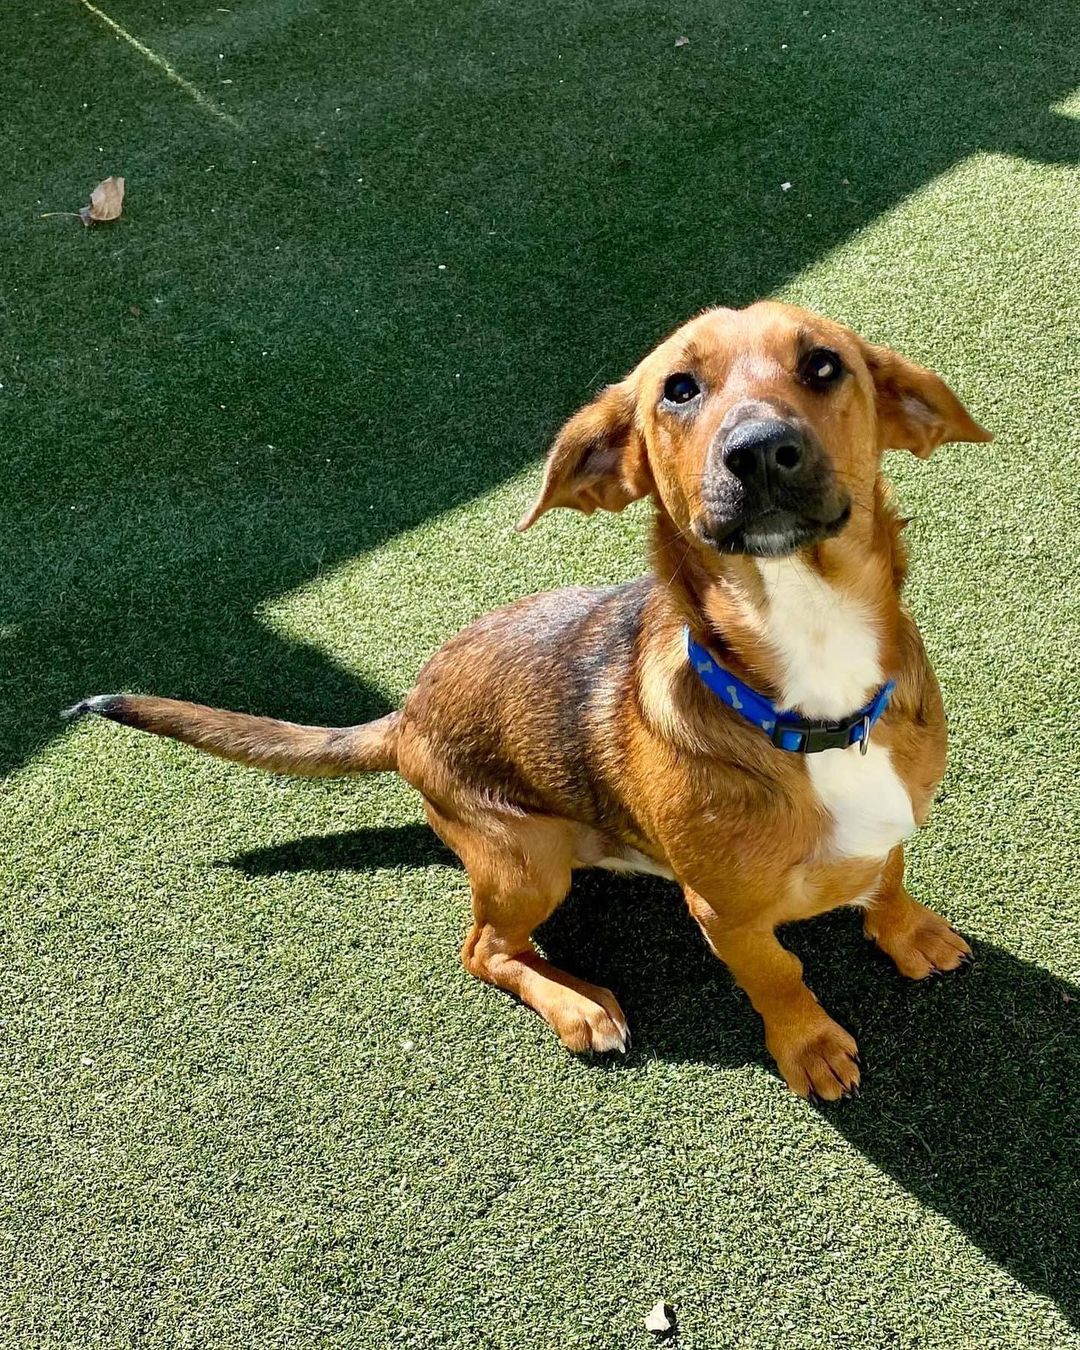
(424, 803, 629, 1054)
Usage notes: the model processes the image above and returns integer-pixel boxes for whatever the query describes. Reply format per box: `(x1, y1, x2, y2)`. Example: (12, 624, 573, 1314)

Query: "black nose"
(722, 418, 805, 484)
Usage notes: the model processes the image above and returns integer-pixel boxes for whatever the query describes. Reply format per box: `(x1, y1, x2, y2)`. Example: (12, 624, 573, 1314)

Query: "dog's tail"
(62, 693, 400, 778)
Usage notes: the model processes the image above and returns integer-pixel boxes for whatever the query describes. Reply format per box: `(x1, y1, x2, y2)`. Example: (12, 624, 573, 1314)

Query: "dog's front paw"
(547, 985, 630, 1055)
(866, 902, 971, 981)
(768, 1014, 861, 1101)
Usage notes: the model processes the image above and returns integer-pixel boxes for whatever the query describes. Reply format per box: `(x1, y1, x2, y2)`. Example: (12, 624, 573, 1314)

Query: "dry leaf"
(674, 35, 690, 47)
(80, 176, 125, 226)
(644, 1301, 675, 1334)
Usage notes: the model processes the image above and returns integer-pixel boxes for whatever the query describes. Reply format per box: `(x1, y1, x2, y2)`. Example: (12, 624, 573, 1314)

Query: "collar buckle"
(771, 720, 855, 754)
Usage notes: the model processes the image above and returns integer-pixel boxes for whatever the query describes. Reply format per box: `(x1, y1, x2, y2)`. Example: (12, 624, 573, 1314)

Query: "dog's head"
(517, 302, 990, 557)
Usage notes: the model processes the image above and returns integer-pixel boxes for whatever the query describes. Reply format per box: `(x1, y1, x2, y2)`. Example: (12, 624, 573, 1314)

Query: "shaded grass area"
(3, 0, 1078, 775)
(2, 1, 1079, 1346)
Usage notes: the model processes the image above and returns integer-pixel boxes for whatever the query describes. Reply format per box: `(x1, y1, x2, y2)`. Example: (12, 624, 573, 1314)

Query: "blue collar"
(684, 627, 895, 754)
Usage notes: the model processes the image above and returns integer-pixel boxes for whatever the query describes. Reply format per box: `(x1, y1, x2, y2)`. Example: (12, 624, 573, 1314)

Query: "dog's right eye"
(662, 373, 700, 405)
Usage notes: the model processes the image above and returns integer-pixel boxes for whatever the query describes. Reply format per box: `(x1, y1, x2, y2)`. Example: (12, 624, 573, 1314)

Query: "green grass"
(2, 1, 1079, 1346)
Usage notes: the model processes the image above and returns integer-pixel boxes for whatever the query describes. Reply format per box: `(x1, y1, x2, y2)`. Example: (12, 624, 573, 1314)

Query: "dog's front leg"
(862, 846, 972, 980)
(684, 888, 861, 1100)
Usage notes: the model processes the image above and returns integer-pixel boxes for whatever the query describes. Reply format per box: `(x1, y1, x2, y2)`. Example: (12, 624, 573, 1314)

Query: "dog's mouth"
(700, 500, 852, 558)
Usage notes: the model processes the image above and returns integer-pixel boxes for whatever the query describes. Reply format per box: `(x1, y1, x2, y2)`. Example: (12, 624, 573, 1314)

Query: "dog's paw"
(867, 904, 971, 981)
(768, 1015, 861, 1101)
(548, 986, 630, 1055)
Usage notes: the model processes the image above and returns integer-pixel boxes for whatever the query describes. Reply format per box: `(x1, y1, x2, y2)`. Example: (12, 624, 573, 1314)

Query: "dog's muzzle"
(694, 404, 850, 557)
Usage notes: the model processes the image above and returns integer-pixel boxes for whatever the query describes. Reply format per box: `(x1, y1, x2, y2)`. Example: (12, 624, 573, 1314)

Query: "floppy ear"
(860, 342, 993, 458)
(516, 381, 652, 531)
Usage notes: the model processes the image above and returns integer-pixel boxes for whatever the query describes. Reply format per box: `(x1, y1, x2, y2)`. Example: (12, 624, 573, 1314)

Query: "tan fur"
(67, 695, 400, 776)
(71, 302, 990, 1098)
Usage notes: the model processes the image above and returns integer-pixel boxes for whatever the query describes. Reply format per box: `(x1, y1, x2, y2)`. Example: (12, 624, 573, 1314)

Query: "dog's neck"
(651, 480, 908, 720)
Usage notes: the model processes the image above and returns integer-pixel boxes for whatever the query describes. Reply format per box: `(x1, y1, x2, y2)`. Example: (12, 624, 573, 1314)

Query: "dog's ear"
(859, 341, 992, 458)
(516, 381, 652, 531)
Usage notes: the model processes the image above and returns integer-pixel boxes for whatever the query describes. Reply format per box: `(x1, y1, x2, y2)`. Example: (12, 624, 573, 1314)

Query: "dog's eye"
(801, 347, 844, 389)
(662, 373, 700, 405)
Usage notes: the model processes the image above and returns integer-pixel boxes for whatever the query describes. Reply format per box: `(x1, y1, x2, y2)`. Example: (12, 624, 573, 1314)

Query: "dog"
(65, 301, 991, 1099)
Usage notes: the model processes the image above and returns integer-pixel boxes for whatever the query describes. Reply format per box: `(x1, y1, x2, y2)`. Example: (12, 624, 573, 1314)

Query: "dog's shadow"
(233, 826, 1080, 1327)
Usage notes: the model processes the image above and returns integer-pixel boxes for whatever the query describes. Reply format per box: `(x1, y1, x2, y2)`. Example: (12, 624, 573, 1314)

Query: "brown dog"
(66, 302, 991, 1099)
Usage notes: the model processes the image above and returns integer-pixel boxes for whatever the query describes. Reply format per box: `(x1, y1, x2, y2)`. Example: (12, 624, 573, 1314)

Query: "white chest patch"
(806, 742, 917, 860)
(754, 558, 881, 720)
(754, 559, 916, 861)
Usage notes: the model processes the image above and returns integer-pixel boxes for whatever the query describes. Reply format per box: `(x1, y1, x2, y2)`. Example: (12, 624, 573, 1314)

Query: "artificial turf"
(2, 1, 1079, 1346)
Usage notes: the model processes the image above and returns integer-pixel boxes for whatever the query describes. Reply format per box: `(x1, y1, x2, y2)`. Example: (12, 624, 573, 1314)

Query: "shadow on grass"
(6, 0, 1079, 779)
(231, 824, 452, 875)
(553, 874, 1080, 1330)
(233, 824, 1080, 1327)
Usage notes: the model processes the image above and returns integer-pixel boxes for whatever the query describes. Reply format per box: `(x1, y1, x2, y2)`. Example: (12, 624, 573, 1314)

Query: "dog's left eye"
(663, 373, 700, 405)
(801, 347, 844, 389)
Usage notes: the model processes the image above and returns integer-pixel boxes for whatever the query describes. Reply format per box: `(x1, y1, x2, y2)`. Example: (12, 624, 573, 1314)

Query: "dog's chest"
(755, 560, 916, 861)
(805, 743, 916, 860)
